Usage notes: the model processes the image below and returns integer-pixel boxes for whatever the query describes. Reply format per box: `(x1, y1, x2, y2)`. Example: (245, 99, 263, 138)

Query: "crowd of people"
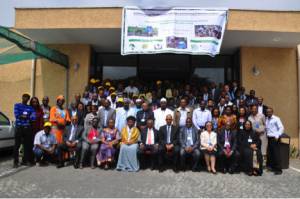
(12, 78, 285, 176)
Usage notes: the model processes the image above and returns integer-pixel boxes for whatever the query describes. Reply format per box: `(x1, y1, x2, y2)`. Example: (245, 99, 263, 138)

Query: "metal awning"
(0, 26, 69, 68)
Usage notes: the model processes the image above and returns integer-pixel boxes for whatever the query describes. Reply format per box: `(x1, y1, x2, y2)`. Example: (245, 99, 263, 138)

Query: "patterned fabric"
(14, 103, 36, 127)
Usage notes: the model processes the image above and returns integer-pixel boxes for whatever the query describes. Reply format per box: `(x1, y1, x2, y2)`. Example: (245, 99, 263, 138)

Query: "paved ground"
(0, 150, 300, 198)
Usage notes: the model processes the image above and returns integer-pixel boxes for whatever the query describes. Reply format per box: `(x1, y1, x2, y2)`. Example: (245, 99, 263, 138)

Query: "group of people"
(12, 79, 285, 176)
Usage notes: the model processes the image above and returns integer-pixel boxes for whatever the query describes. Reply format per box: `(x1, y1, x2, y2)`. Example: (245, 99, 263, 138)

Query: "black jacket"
(158, 124, 179, 146)
(217, 128, 238, 152)
(140, 128, 159, 145)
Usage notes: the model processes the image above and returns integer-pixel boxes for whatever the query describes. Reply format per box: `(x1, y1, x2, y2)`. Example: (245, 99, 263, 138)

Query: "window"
(0, 113, 10, 126)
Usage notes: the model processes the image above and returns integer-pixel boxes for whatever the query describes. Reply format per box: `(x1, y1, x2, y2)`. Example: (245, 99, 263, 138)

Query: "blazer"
(136, 110, 154, 128)
(217, 128, 238, 152)
(200, 130, 217, 151)
(173, 107, 193, 127)
(140, 128, 159, 145)
(63, 124, 84, 143)
(179, 126, 199, 149)
(97, 107, 116, 128)
(158, 124, 179, 146)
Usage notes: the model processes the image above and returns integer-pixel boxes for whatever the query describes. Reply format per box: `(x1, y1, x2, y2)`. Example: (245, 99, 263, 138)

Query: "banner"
(121, 7, 228, 56)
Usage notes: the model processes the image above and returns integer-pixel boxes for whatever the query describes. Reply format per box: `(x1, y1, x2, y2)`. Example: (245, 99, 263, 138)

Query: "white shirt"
(124, 86, 139, 95)
(146, 128, 155, 145)
(179, 109, 188, 127)
(154, 108, 174, 130)
(192, 108, 212, 130)
(258, 105, 263, 115)
(127, 126, 132, 142)
(266, 115, 284, 138)
(69, 124, 77, 141)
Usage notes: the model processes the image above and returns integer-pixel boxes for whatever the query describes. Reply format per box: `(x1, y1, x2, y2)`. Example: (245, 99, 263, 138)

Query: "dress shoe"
(228, 168, 234, 174)
(13, 163, 18, 168)
(56, 164, 64, 169)
(274, 170, 282, 175)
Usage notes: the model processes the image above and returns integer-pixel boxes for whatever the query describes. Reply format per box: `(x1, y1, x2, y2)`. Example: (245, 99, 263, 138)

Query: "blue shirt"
(14, 103, 36, 127)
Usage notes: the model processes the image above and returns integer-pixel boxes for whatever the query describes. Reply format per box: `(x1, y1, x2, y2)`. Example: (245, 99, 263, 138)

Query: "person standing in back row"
(265, 107, 284, 175)
(13, 93, 36, 168)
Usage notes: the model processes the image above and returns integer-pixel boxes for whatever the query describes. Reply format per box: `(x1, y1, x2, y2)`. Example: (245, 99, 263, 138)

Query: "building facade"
(0, 2, 300, 150)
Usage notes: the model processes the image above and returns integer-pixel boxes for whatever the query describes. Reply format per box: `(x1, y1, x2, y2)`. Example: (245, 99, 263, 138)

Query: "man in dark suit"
(136, 102, 154, 131)
(97, 99, 116, 129)
(246, 89, 258, 107)
(179, 117, 201, 172)
(158, 114, 180, 172)
(257, 97, 268, 116)
(217, 121, 239, 174)
(138, 118, 159, 170)
(57, 116, 84, 168)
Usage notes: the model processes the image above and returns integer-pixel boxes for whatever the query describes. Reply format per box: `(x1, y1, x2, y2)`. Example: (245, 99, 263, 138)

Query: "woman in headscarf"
(116, 116, 140, 172)
(49, 95, 71, 144)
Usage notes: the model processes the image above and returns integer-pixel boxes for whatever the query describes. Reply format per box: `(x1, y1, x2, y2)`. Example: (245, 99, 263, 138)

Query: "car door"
(0, 112, 15, 148)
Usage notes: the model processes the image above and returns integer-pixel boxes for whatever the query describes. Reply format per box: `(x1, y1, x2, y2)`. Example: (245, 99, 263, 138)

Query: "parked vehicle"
(0, 112, 15, 150)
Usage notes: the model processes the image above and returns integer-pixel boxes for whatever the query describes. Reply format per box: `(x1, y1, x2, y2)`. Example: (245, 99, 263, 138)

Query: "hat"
(109, 87, 115, 91)
(160, 98, 167, 102)
(156, 80, 162, 85)
(22, 92, 31, 98)
(136, 98, 142, 103)
(56, 95, 65, 101)
(95, 79, 100, 83)
(111, 92, 116, 96)
(117, 98, 124, 103)
(90, 78, 96, 84)
(105, 82, 111, 86)
(98, 86, 104, 90)
(44, 122, 52, 128)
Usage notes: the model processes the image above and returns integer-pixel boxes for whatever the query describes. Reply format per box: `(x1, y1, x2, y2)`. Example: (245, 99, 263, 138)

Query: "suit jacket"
(158, 124, 179, 146)
(217, 128, 237, 152)
(63, 124, 84, 143)
(97, 107, 116, 128)
(140, 128, 159, 145)
(179, 126, 199, 149)
(173, 107, 193, 127)
(136, 110, 154, 128)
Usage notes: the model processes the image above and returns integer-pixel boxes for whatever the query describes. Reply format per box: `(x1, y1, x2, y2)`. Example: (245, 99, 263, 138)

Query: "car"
(0, 112, 15, 150)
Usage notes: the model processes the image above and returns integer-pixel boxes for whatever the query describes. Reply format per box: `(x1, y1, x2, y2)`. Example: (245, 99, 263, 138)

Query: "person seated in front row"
(116, 116, 140, 172)
(217, 121, 239, 174)
(179, 117, 201, 172)
(138, 118, 159, 170)
(96, 119, 120, 170)
(239, 120, 263, 176)
(158, 114, 180, 173)
(57, 116, 84, 169)
(200, 121, 217, 174)
(80, 117, 101, 169)
(33, 122, 58, 166)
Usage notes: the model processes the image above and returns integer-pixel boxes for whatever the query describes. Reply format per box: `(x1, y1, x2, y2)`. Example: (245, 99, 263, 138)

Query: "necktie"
(147, 128, 152, 145)
(167, 126, 171, 144)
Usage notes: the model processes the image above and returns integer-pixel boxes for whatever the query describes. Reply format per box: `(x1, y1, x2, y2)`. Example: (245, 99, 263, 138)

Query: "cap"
(105, 82, 111, 86)
(117, 98, 124, 103)
(44, 122, 52, 128)
(160, 98, 167, 102)
(111, 92, 116, 96)
(156, 80, 162, 85)
(22, 92, 31, 98)
(90, 78, 96, 84)
(109, 87, 115, 91)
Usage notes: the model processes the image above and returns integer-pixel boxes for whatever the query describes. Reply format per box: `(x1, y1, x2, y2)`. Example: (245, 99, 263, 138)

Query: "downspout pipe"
(30, 58, 37, 97)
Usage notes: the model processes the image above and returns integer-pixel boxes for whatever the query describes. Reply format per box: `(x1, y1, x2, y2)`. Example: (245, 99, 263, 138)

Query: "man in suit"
(246, 89, 258, 107)
(179, 117, 201, 172)
(217, 121, 239, 174)
(97, 99, 116, 129)
(136, 102, 154, 131)
(257, 97, 268, 116)
(139, 118, 159, 170)
(158, 114, 180, 172)
(57, 116, 84, 168)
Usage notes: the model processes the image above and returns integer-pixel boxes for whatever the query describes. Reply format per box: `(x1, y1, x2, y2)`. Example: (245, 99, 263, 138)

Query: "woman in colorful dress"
(218, 106, 237, 130)
(96, 119, 120, 169)
(49, 95, 71, 144)
(211, 108, 221, 133)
